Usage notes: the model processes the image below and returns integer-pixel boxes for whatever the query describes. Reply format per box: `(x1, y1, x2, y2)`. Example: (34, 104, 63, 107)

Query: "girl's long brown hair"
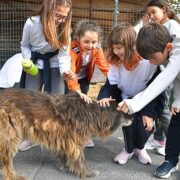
(34, 0, 72, 49)
(146, 0, 180, 23)
(107, 23, 137, 65)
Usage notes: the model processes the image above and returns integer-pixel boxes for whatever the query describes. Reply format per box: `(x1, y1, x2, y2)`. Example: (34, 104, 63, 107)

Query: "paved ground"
(0, 127, 179, 180)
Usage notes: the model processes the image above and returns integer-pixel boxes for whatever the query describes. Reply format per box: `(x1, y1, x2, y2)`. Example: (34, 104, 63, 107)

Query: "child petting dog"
(65, 19, 109, 147)
(144, 0, 180, 157)
(65, 19, 109, 103)
(97, 23, 164, 165)
(118, 22, 180, 179)
(18, 0, 75, 151)
(0, 88, 132, 180)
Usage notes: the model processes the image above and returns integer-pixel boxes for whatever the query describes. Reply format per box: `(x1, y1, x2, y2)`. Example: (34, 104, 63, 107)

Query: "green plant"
(168, 0, 180, 14)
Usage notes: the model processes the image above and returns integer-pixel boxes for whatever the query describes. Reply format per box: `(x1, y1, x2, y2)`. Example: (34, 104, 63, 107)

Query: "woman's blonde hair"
(34, 0, 72, 48)
(107, 23, 137, 64)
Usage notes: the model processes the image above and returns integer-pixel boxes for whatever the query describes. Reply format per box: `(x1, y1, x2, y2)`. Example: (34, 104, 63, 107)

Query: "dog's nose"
(121, 119, 132, 127)
(120, 113, 133, 127)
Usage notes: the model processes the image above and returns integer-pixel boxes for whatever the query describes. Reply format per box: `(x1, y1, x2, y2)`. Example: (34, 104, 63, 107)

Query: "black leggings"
(123, 115, 154, 153)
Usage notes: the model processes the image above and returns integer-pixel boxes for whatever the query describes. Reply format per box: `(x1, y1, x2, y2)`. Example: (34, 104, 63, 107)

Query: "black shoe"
(155, 161, 178, 179)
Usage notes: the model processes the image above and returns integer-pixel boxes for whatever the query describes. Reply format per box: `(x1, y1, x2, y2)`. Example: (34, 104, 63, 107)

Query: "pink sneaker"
(134, 148, 152, 164)
(19, 139, 37, 151)
(85, 138, 94, 148)
(145, 139, 165, 150)
(114, 148, 134, 164)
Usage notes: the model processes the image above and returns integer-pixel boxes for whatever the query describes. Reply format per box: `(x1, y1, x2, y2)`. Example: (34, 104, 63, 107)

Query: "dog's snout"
(120, 113, 133, 127)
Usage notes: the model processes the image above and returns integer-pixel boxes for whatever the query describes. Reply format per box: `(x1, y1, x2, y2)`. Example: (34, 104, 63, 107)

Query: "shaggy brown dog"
(0, 88, 132, 180)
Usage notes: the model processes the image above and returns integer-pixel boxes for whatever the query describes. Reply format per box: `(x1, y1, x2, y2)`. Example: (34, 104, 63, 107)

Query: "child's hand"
(76, 90, 92, 104)
(142, 116, 154, 131)
(97, 97, 115, 107)
(62, 70, 75, 80)
(117, 101, 129, 113)
(170, 107, 180, 115)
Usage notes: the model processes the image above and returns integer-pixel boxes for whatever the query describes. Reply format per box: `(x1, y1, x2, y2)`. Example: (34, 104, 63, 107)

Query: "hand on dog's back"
(0, 88, 132, 138)
(51, 92, 132, 136)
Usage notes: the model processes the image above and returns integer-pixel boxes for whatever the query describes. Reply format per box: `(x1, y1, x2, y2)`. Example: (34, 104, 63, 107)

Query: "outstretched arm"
(118, 54, 180, 114)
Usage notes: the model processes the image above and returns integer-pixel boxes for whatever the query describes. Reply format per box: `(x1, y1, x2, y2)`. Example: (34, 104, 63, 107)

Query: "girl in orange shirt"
(66, 20, 109, 103)
(66, 19, 109, 147)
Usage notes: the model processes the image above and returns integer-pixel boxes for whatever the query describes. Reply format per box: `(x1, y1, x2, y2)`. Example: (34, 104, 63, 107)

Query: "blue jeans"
(25, 68, 65, 95)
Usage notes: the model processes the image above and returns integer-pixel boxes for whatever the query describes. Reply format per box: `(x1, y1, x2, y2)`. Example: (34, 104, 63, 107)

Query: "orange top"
(67, 40, 110, 91)
(110, 52, 142, 71)
(123, 52, 142, 71)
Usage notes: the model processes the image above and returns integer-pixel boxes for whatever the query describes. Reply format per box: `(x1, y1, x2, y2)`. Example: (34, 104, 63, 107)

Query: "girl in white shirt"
(98, 23, 164, 165)
(19, 0, 74, 151)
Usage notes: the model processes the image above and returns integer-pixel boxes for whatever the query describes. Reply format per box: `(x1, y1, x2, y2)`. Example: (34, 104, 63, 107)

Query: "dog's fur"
(0, 88, 132, 180)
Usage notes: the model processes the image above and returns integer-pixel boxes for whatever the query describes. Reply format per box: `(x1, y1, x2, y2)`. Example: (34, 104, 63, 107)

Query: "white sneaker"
(85, 138, 94, 148)
(157, 147, 165, 156)
(19, 140, 38, 151)
(145, 139, 165, 150)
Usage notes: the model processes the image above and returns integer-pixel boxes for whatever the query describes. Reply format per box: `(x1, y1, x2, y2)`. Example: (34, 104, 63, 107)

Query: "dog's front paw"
(55, 161, 68, 173)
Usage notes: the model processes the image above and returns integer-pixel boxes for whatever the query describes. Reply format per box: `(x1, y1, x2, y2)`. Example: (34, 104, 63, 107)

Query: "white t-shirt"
(108, 60, 157, 99)
(21, 16, 71, 74)
(77, 52, 91, 79)
(124, 19, 180, 114)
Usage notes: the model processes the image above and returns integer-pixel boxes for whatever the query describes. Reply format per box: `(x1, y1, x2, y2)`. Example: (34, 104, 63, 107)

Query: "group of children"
(0, 0, 180, 179)
(117, 0, 180, 179)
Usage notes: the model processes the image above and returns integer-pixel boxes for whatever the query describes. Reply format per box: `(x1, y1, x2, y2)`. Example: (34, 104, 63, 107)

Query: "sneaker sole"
(19, 144, 38, 152)
(155, 165, 178, 179)
(139, 159, 152, 165)
(156, 149, 165, 156)
(134, 152, 152, 165)
(114, 154, 134, 165)
(85, 145, 94, 148)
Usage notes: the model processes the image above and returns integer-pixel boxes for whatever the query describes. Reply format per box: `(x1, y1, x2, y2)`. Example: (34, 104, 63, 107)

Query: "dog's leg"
(1, 143, 25, 180)
(55, 154, 68, 172)
(2, 157, 26, 180)
(66, 149, 100, 179)
(0, 160, 3, 169)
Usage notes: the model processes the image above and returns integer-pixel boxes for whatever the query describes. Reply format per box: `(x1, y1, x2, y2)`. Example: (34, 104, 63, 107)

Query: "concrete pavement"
(0, 127, 179, 180)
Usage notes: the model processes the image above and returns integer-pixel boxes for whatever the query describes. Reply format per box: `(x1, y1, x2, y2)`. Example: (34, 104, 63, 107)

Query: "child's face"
(112, 44, 125, 61)
(147, 6, 167, 24)
(149, 48, 169, 65)
(54, 5, 70, 26)
(78, 31, 98, 54)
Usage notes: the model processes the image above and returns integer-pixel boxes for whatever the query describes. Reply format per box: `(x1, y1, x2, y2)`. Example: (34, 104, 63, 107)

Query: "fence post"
(114, 0, 119, 27)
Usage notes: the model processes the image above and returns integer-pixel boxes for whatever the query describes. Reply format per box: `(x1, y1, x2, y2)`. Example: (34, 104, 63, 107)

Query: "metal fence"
(0, 0, 145, 96)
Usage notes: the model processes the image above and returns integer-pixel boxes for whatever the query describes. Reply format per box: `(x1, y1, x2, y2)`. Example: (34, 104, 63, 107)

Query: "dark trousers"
(123, 115, 154, 153)
(65, 77, 89, 95)
(165, 112, 180, 165)
(97, 79, 154, 153)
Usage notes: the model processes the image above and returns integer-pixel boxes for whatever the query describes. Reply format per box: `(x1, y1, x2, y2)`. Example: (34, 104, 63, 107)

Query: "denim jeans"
(25, 68, 65, 95)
